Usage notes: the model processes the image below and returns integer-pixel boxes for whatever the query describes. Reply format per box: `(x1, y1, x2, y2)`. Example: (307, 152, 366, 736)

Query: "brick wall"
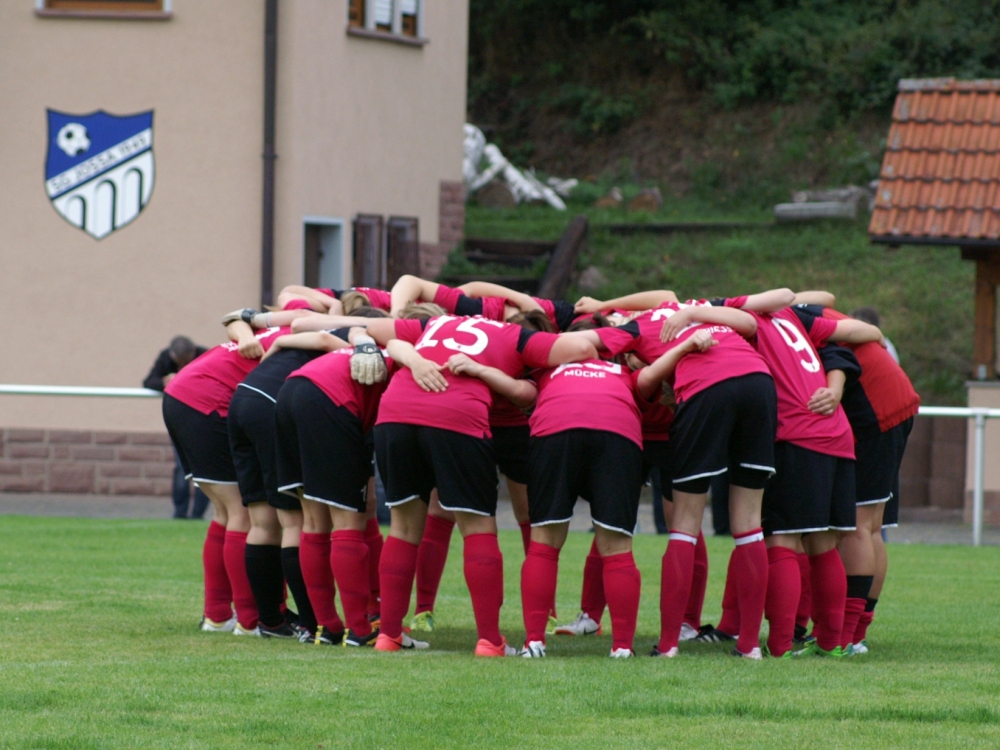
(898, 416, 967, 511)
(0, 428, 174, 496)
(420, 179, 465, 279)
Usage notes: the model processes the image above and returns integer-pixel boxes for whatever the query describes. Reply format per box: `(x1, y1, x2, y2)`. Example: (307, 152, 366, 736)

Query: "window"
(37, 0, 171, 18)
(347, 0, 425, 45)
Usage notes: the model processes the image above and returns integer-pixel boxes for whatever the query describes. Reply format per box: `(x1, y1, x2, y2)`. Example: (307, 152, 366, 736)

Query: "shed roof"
(869, 78, 1000, 246)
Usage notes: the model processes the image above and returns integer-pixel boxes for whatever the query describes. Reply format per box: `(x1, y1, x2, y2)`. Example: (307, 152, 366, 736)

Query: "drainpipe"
(260, 0, 278, 307)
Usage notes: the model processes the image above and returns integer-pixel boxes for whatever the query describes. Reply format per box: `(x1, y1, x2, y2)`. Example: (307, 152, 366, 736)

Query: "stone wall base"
(0, 428, 174, 496)
(420, 179, 465, 279)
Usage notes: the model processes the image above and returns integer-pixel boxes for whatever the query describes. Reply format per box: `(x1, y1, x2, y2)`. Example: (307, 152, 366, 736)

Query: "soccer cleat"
(693, 627, 736, 644)
(732, 647, 763, 660)
(679, 622, 701, 642)
(344, 628, 379, 647)
(410, 610, 435, 633)
(848, 639, 869, 656)
(792, 641, 843, 658)
(554, 612, 601, 636)
(610, 648, 634, 658)
(374, 632, 430, 652)
(200, 615, 236, 633)
(546, 615, 558, 635)
(259, 621, 301, 639)
(303, 625, 345, 646)
(233, 623, 260, 637)
(793, 624, 813, 645)
(649, 645, 679, 658)
(368, 612, 381, 630)
(474, 636, 518, 657)
(519, 640, 547, 658)
(761, 644, 792, 659)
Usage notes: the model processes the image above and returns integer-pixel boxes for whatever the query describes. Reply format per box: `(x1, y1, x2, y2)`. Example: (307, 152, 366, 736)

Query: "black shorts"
(374, 423, 498, 516)
(762, 442, 856, 535)
(228, 386, 297, 509)
(527, 429, 644, 536)
(856, 418, 913, 529)
(643, 440, 673, 502)
(162, 393, 237, 485)
(274, 377, 372, 513)
(668, 373, 778, 494)
(492, 425, 529, 485)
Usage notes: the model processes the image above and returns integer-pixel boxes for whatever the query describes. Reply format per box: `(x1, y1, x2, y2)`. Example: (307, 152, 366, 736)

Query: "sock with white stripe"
(732, 528, 768, 654)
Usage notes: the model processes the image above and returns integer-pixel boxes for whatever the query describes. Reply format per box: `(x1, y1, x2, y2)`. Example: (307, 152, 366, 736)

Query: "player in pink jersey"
(352, 314, 597, 655)
(700, 292, 883, 657)
(163, 319, 289, 635)
(517, 327, 719, 658)
(572, 298, 775, 658)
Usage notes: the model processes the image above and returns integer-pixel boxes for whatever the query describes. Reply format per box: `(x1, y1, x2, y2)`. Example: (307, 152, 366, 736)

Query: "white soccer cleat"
(520, 640, 547, 658)
(678, 622, 700, 641)
(554, 612, 601, 636)
(650, 645, 679, 658)
(233, 623, 261, 637)
(733, 646, 763, 660)
(200, 615, 236, 633)
(610, 648, 634, 658)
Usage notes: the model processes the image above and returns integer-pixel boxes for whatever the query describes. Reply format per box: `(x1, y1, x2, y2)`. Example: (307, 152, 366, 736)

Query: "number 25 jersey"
(375, 316, 558, 438)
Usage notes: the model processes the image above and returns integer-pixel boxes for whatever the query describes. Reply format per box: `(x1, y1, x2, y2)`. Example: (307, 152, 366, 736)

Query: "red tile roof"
(869, 78, 1000, 244)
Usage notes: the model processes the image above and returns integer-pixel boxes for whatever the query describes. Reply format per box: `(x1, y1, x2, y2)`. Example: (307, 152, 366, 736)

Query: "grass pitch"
(1, 515, 998, 749)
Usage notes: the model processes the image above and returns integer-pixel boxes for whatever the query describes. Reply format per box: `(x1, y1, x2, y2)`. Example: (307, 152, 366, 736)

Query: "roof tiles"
(869, 78, 1000, 243)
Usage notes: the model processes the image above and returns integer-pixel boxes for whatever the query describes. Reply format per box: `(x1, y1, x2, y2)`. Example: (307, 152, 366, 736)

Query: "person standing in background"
(852, 308, 899, 364)
(144, 336, 210, 519)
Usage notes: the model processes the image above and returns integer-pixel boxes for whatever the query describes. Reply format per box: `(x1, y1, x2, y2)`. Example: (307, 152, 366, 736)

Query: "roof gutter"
(260, 0, 278, 307)
(870, 235, 1000, 249)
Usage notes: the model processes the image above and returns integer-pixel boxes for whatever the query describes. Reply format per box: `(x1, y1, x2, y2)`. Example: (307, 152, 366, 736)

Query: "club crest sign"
(44, 109, 155, 240)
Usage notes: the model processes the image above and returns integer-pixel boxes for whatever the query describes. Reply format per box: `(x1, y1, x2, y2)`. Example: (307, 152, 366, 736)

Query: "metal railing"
(0, 384, 994, 544)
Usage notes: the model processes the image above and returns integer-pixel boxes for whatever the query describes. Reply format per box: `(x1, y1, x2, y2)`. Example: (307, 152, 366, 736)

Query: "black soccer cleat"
(344, 628, 380, 647)
(259, 621, 300, 639)
(693, 626, 736, 643)
(301, 624, 345, 646)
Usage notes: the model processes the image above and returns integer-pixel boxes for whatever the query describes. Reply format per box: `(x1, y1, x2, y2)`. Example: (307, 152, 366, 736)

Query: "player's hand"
(660, 308, 693, 342)
(445, 353, 485, 378)
(238, 336, 265, 360)
(350, 337, 387, 385)
(807, 387, 840, 416)
(258, 337, 286, 363)
(574, 297, 605, 315)
(686, 329, 717, 352)
(411, 358, 449, 393)
(877, 333, 888, 349)
(161, 373, 175, 386)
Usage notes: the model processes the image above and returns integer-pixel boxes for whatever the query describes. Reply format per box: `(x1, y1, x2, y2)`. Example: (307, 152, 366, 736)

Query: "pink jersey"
(489, 393, 530, 428)
(720, 302, 854, 459)
(164, 327, 287, 417)
(352, 287, 391, 311)
(633, 369, 673, 442)
(287, 347, 393, 433)
(595, 300, 771, 403)
(283, 298, 313, 311)
(432, 284, 506, 321)
(530, 359, 643, 447)
(376, 316, 557, 438)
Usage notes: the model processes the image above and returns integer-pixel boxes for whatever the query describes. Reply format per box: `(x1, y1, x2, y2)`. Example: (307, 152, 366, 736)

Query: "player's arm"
(829, 319, 885, 347)
(574, 290, 678, 314)
(793, 290, 836, 307)
(225, 321, 265, 359)
(736, 288, 796, 313)
(458, 281, 544, 313)
(259, 330, 350, 362)
(660, 306, 757, 341)
(390, 275, 441, 316)
(276, 285, 341, 313)
(385, 339, 448, 393)
(808, 369, 847, 416)
(445, 353, 538, 408)
(635, 330, 717, 399)
(291, 313, 389, 333)
(545, 331, 599, 366)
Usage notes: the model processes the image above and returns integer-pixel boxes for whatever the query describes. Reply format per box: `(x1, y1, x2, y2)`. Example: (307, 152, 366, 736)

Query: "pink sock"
(684, 531, 708, 629)
(732, 528, 768, 654)
(842, 597, 867, 649)
(764, 546, 800, 657)
(330, 530, 372, 636)
(463, 533, 505, 647)
(521, 542, 559, 644)
(603, 552, 641, 653)
(415, 515, 454, 615)
(518, 523, 532, 556)
(364, 518, 383, 616)
(299, 532, 343, 633)
(223, 530, 258, 630)
(657, 530, 697, 652)
(855, 607, 875, 643)
(379, 536, 419, 639)
(717, 549, 740, 636)
(796, 552, 812, 630)
(809, 548, 846, 652)
(580, 538, 606, 623)
(202, 521, 232, 622)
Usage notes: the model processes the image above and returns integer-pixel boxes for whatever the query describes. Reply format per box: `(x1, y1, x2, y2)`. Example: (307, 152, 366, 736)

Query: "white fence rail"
(0, 385, 994, 544)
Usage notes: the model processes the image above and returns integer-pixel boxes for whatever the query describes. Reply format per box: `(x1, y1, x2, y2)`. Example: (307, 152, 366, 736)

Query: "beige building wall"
(0, 1, 468, 433)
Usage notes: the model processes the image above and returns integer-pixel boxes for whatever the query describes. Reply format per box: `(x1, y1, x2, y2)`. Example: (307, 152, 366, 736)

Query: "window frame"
(35, 0, 172, 20)
(347, 0, 427, 47)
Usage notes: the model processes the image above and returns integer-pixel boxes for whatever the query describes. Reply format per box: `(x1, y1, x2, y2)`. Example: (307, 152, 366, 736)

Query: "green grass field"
(2, 516, 998, 749)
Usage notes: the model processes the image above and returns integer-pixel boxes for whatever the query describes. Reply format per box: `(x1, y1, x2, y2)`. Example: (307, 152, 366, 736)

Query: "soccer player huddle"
(161, 275, 918, 659)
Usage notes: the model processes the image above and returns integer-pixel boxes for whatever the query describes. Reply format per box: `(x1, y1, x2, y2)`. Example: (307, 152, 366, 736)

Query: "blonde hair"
(341, 290, 372, 314)
(399, 302, 446, 320)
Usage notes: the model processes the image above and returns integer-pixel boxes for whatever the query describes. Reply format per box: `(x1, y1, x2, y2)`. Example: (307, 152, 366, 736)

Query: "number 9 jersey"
(375, 316, 559, 438)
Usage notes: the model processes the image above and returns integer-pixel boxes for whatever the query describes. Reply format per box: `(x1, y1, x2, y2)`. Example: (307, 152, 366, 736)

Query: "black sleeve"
(710, 298, 727, 307)
(195, 346, 208, 357)
(516, 327, 538, 353)
(792, 304, 826, 333)
(817, 344, 862, 384)
(142, 349, 176, 391)
(552, 300, 577, 333)
(454, 294, 484, 317)
(620, 320, 640, 338)
(329, 328, 352, 342)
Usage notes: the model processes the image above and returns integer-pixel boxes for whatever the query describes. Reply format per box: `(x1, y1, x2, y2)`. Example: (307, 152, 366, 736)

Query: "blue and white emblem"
(45, 109, 155, 240)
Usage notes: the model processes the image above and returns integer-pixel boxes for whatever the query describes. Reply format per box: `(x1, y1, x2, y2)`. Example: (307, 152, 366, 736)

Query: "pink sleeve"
(481, 297, 507, 321)
(519, 331, 558, 369)
(725, 296, 749, 308)
(432, 284, 462, 314)
(282, 299, 313, 311)
(356, 287, 391, 310)
(807, 316, 838, 348)
(596, 326, 638, 356)
(393, 319, 424, 344)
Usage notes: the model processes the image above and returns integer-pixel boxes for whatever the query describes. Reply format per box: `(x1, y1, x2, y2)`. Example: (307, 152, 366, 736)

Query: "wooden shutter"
(352, 214, 385, 288)
(386, 216, 420, 287)
(347, 0, 364, 27)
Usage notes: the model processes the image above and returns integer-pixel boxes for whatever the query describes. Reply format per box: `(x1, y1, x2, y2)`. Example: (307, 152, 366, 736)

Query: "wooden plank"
(774, 201, 857, 222)
(538, 215, 588, 300)
(606, 221, 769, 235)
(464, 252, 538, 268)
(974, 257, 1000, 378)
(463, 238, 555, 256)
